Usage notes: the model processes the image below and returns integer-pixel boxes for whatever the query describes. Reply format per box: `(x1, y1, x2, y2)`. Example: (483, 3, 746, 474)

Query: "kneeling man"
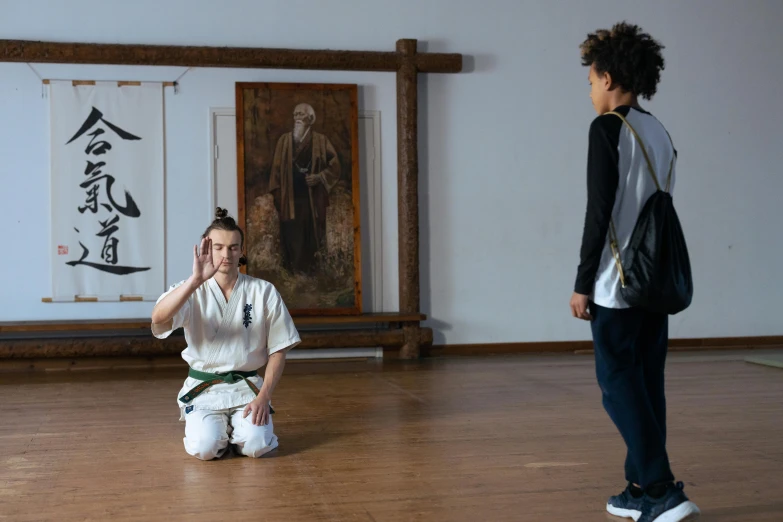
(151, 208, 300, 460)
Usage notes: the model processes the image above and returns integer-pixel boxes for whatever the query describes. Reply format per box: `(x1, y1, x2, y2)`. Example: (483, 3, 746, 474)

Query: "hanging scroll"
(49, 81, 165, 301)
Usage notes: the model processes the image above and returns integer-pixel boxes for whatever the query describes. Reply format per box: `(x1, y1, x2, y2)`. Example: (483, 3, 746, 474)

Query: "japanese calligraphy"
(66, 242, 149, 275)
(65, 106, 148, 274)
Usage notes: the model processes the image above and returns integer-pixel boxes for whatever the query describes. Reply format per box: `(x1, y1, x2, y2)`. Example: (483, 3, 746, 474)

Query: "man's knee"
(185, 436, 227, 461)
(239, 432, 278, 458)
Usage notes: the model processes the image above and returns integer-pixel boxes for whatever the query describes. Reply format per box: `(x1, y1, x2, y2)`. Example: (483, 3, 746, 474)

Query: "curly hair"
(580, 21, 665, 100)
(202, 207, 247, 266)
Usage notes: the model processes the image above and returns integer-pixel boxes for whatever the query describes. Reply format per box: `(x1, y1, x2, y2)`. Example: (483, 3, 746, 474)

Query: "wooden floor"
(1, 350, 782, 521)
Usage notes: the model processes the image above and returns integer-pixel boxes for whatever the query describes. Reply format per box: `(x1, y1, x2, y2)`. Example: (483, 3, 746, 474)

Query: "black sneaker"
(606, 483, 644, 520)
(638, 482, 700, 522)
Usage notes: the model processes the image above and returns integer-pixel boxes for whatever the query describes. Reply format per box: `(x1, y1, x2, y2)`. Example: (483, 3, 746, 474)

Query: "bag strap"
(608, 220, 627, 288)
(603, 110, 675, 287)
(605, 110, 670, 191)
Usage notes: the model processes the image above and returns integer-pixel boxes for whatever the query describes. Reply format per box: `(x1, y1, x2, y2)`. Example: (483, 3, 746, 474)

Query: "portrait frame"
(235, 82, 362, 316)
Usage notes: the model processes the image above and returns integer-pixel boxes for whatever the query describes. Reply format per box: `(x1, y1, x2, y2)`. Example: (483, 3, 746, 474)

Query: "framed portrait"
(236, 82, 361, 315)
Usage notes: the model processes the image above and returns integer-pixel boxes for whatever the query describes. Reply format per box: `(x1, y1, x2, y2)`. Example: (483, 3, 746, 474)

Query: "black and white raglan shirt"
(574, 105, 677, 309)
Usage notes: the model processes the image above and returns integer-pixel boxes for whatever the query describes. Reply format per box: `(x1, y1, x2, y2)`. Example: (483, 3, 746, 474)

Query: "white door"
(213, 113, 238, 219)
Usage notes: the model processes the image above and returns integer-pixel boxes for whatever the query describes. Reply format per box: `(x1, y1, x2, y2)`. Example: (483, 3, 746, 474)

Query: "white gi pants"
(183, 406, 278, 460)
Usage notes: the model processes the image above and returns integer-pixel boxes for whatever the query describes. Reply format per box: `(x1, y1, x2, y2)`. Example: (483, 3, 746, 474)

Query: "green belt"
(179, 368, 261, 404)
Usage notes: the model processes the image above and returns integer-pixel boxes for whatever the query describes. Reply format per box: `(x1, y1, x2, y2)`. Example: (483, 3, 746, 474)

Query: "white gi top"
(151, 273, 301, 420)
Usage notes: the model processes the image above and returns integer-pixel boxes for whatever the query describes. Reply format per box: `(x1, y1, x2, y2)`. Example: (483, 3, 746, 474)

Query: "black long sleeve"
(574, 113, 622, 295)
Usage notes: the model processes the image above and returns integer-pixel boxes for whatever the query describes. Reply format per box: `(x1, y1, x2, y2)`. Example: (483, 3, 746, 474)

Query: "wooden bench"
(0, 313, 432, 360)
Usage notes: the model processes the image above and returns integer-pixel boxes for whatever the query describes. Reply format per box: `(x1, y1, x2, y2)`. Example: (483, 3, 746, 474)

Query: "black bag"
(606, 111, 693, 315)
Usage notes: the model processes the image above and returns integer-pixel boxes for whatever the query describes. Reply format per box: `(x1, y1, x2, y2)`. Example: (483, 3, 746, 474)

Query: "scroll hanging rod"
(42, 79, 175, 87)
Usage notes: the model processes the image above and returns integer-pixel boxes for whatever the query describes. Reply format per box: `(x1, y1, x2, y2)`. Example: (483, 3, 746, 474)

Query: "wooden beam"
(396, 39, 421, 359)
(0, 39, 462, 73)
(0, 313, 427, 334)
(0, 328, 434, 359)
(0, 319, 151, 333)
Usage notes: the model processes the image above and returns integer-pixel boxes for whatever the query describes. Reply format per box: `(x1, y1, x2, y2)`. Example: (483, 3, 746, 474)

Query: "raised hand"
(192, 237, 220, 284)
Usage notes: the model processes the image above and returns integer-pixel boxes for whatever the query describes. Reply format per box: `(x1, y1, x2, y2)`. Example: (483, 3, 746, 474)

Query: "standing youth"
(571, 22, 700, 522)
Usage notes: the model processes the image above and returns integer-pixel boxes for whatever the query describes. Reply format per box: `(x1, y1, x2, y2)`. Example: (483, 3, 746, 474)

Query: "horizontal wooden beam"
(0, 319, 151, 333)
(0, 312, 426, 334)
(0, 327, 434, 359)
(0, 39, 462, 73)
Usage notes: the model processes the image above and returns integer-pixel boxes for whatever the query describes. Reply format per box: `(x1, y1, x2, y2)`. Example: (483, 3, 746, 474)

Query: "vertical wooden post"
(396, 39, 421, 359)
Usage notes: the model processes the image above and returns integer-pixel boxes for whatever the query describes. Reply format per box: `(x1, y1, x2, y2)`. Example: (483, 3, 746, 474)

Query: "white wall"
(1, 0, 781, 344)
